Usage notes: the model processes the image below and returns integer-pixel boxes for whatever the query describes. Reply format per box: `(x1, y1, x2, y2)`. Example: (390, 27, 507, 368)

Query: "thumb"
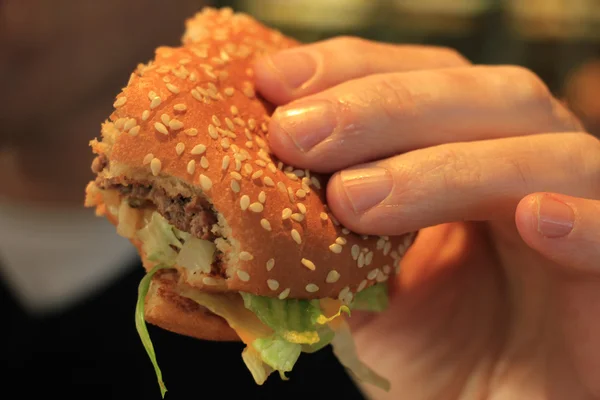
(515, 192, 600, 273)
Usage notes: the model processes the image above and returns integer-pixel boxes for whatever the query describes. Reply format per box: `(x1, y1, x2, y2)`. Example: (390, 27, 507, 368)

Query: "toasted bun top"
(89, 7, 416, 302)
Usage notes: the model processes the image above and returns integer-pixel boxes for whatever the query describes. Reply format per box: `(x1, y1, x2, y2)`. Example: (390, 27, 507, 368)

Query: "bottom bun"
(145, 269, 239, 341)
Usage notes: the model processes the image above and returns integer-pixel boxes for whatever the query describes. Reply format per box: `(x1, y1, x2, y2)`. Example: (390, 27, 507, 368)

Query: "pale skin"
(253, 38, 600, 400)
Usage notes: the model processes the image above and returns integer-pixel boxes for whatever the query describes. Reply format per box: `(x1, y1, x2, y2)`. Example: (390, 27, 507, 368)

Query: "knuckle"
(422, 146, 483, 194)
(370, 75, 417, 125)
(502, 65, 553, 105)
(433, 46, 471, 67)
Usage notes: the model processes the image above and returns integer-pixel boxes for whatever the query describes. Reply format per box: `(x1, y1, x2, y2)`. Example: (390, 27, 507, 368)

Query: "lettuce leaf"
(350, 283, 389, 312)
(241, 347, 273, 385)
(135, 264, 171, 398)
(330, 320, 391, 391)
(252, 336, 302, 372)
(136, 213, 183, 265)
(240, 293, 348, 345)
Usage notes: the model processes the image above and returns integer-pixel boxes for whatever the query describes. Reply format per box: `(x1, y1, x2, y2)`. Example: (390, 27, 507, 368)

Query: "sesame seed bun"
(86, 7, 416, 310)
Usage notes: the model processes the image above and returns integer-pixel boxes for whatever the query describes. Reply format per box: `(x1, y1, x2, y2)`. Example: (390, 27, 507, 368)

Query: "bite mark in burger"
(84, 7, 416, 397)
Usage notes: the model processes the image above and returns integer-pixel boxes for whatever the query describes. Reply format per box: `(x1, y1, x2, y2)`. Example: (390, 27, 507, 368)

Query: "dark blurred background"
(0, 1, 599, 399)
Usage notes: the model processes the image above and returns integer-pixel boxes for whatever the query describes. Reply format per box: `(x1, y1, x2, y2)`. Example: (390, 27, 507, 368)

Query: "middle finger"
(268, 65, 583, 173)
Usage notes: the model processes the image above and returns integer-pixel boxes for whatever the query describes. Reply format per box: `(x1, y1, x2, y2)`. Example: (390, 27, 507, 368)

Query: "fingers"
(254, 36, 470, 105)
(325, 133, 600, 235)
(268, 66, 584, 173)
(516, 193, 600, 274)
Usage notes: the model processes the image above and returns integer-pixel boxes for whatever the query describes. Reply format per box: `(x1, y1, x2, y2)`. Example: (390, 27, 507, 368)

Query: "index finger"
(253, 36, 470, 105)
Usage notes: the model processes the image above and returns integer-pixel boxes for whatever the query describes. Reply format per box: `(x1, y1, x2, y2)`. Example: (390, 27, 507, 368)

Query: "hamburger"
(85, 7, 416, 397)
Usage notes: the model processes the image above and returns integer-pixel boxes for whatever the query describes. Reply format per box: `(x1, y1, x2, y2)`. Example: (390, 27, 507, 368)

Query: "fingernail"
(267, 51, 317, 89)
(340, 168, 393, 214)
(275, 100, 337, 151)
(537, 195, 575, 238)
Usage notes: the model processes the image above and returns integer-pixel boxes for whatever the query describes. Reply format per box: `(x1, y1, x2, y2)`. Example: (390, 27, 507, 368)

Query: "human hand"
(254, 37, 600, 399)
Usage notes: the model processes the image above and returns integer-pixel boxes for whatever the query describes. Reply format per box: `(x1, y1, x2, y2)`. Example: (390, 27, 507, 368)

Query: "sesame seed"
(260, 219, 271, 231)
(191, 89, 203, 102)
(383, 265, 391, 274)
(249, 202, 264, 213)
(169, 119, 184, 130)
(291, 229, 302, 244)
(377, 238, 386, 250)
(235, 159, 242, 171)
(342, 228, 351, 235)
(391, 251, 399, 260)
(236, 270, 250, 282)
(285, 172, 299, 181)
(124, 118, 137, 131)
(311, 177, 322, 189)
(187, 160, 196, 175)
(231, 180, 240, 193)
(258, 191, 266, 204)
(243, 85, 255, 98)
(148, 91, 157, 100)
(248, 119, 257, 130)
(277, 182, 287, 193)
(208, 124, 219, 139)
(239, 251, 253, 261)
(162, 76, 170, 83)
(224, 87, 235, 96)
(383, 242, 392, 256)
(199, 174, 212, 191)
(113, 97, 127, 108)
(185, 128, 198, 136)
(161, 114, 170, 125)
(225, 118, 235, 131)
(287, 187, 296, 203)
(267, 279, 279, 291)
(128, 126, 141, 136)
(212, 115, 221, 126)
(278, 288, 291, 300)
(174, 103, 187, 112)
(263, 177, 275, 187)
(222, 155, 230, 171)
(200, 156, 209, 169)
(278, 162, 284, 170)
(154, 122, 168, 135)
(255, 136, 267, 149)
(291, 213, 305, 223)
(230, 171, 242, 180)
(176, 142, 185, 156)
(301, 258, 316, 271)
(150, 97, 162, 109)
(221, 138, 230, 149)
(336, 237, 347, 245)
(365, 251, 374, 266)
(297, 203, 307, 215)
(376, 270, 388, 282)
(244, 163, 253, 174)
(240, 195, 250, 211)
(293, 170, 305, 178)
(245, 141, 253, 148)
(305, 283, 319, 293)
(141, 110, 150, 121)
(338, 286, 350, 302)
(294, 190, 306, 200)
(166, 83, 180, 94)
(150, 158, 161, 176)
(329, 244, 343, 254)
(261, 122, 268, 132)
(367, 269, 379, 280)
(244, 129, 253, 141)
(202, 277, 218, 286)
(362, 235, 369, 240)
(357, 280, 368, 292)
(189, 144, 206, 155)
(282, 208, 292, 219)
(251, 170, 263, 180)
(143, 153, 154, 165)
(320, 212, 328, 221)
(326, 270, 341, 283)
(358, 252, 366, 268)
(266, 259, 275, 271)
(351, 245, 360, 261)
